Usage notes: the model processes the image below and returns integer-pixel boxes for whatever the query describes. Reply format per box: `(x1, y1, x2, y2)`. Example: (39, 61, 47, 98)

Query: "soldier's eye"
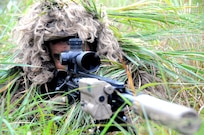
(53, 54, 60, 60)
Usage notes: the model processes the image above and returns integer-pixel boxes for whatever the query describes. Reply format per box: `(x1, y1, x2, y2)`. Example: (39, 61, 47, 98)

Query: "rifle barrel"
(123, 94, 201, 134)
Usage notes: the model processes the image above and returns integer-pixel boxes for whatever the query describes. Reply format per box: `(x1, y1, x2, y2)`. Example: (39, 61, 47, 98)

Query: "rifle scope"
(60, 38, 100, 73)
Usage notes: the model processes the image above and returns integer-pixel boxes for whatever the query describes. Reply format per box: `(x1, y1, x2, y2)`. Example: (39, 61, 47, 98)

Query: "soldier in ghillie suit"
(12, 0, 123, 85)
(6, 0, 124, 97)
(0, 0, 137, 134)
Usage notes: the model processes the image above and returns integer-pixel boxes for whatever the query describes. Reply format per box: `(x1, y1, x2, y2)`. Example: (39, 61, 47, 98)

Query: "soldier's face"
(49, 40, 90, 70)
(49, 41, 70, 70)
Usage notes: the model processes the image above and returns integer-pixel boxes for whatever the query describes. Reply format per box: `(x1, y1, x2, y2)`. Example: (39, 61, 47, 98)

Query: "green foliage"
(0, 0, 204, 135)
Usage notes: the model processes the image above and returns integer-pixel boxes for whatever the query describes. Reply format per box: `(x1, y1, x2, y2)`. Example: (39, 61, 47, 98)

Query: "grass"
(1, 0, 204, 134)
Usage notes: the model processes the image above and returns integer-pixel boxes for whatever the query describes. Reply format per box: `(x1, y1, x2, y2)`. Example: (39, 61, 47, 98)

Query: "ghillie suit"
(3, 0, 126, 101)
(0, 0, 166, 134)
(13, 0, 123, 85)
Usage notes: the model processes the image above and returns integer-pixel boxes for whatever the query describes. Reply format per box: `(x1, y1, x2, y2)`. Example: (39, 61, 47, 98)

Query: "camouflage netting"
(12, 0, 123, 85)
